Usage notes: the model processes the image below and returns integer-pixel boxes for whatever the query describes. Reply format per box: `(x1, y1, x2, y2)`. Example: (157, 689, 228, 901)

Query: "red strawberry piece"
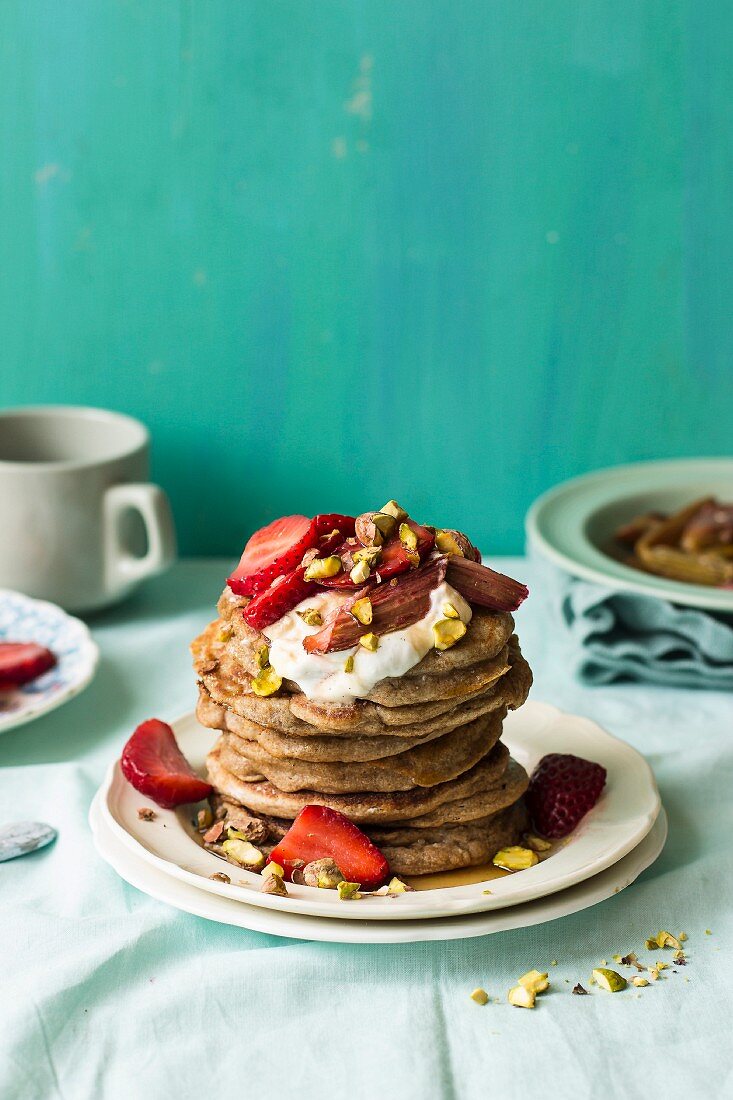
(445, 556, 529, 612)
(0, 642, 57, 688)
(319, 519, 436, 589)
(228, 515, 313, 596)
(268, 804, 390, 889)
(121, 718, 213, 809)
(525, 753, 607, 839)
(242, 567, 316, 631)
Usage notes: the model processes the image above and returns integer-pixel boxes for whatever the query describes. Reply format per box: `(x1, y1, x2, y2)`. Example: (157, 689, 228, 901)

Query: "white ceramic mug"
(0, 406, 177, 612)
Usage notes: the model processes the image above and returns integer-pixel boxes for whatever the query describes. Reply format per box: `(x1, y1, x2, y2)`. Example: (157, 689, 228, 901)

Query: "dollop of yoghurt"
(263, 581, 472, 704)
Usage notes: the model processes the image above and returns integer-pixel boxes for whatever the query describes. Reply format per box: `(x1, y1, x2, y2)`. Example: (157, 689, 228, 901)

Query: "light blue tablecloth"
(1, 560, 731, 1100)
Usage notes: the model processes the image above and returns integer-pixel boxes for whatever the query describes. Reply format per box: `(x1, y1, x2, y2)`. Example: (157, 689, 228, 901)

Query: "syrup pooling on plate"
(264, 581, 472, 703)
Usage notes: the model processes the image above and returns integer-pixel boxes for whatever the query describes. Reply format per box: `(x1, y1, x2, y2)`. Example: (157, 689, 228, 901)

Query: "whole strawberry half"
(228, 514, 356, 597)
(242, 567, 316, 631)
(121, 718, 212, 809)
(525, 753, 607, 839)
(268, 804, 390, 890)
(0, 642, 57, 688)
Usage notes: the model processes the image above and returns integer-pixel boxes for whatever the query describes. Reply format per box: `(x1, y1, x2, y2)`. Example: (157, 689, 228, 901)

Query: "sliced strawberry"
(445, 556, 529, 612)
(526, 753, 607, 839)
(0, 642, 57, 688)
(228, 514, 356, 596)
(267, 805, 390, 889)
(304, 556, 447, 653)
(228, 515, 312, 596)
(121, 719, 212, 809)
(242, 567, 316, 631)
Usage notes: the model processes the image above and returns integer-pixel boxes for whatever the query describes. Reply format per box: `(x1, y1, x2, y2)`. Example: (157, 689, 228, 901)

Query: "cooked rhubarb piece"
(445, 557, 528, 612)
(228, 514, 356, 596)
(0, 642, 57, 688)
(121, 719, 212, 809)
(242, 567, 316, 631)
(318, 518, 436, 589)
(304, 556, 448, 653)
(525, 753, 607, 839)
(268, 804, 390, 889)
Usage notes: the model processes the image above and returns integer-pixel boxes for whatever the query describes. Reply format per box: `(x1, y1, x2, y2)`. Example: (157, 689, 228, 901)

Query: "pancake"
(206, 740, 531, 825)
(216, 706, 507, 794)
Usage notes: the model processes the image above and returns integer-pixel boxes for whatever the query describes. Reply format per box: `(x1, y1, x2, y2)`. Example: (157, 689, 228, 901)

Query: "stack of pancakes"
(191, 588, 533, 876)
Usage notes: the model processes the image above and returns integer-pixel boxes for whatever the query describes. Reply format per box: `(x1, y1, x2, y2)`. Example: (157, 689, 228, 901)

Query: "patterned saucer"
(0, 589, 99, 734)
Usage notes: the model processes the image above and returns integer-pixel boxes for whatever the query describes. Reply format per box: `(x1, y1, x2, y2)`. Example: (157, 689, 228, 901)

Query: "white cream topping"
(263, 581, 472, 704)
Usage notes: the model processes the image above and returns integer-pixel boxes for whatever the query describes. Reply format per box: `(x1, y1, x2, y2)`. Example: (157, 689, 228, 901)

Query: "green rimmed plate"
(526, 458, 733, 612)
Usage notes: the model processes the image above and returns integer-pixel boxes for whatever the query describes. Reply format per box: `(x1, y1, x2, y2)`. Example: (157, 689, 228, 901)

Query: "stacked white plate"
(90, 701, 665, 944)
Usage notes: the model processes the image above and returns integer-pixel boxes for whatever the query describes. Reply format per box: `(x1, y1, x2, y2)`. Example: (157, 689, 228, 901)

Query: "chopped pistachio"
(304, 556, 342, 581)
(492, 846, 539, 872)
(657, 930, 681, 950)
(218, 626, 233, 642)
(435, 530, 465, 556)
(137, 807, 157, 822)
(372, 512, 397, 540)
(297, 608, 323, 627)
(550, 960, 558, 967)
(261, 874, 288, 897)
(227, 827, 257, 842)
(656, 962, 670, 971)
(648, 967, 660, 982)
(251, 665, 282, 697)
(592, 968, 627, 993)
(612, 955, 622, 963)
(303, 858, 344, 889)
(679, 932, 688, 942)
(632, 976, 650, 988)
(255, 644, 270, 669)
(481, 889, 492, 895)
(620, 953, 644, 971)
(518, 970, 549, 994)
(350, 559, 371, 584)
(196, 807, 213, 829)
(262, 861, 284, 879)
(645, 937, 659, 951)
(705, 929, 712, 936)
(508, 985, 535, 1009)
(433, 618, 467, 651)
(524, 833, 552, 853)
(337, 880, 362, 901)
(399, 523, 418, 551)
(386, 876, 412, 896)
(221, 838, 265, 871)
(344, 655, 355, 674)
(351, 597, 373, 625)
(210, 872, 231, 883)
(380, 500, 408, 521)
(470, 988, 489, 1006)
(442, 601, 460, 619)
(572, 984, 589, 996)
(359, 632, 379, 652)
(352, 545, 382, 567)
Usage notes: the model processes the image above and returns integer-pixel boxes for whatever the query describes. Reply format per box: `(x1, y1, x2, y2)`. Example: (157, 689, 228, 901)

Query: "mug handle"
(104, 483, 177, 591)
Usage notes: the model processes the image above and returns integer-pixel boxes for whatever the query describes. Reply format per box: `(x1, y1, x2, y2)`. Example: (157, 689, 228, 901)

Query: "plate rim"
(90, 795, 668, 944)
(97, 701, 661, 922)
(525, 456, 733, 611)
(0, 588, 99, 734)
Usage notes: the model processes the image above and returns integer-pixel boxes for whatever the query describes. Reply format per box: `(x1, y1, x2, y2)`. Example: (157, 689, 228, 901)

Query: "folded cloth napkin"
(533, 554, 733, 689)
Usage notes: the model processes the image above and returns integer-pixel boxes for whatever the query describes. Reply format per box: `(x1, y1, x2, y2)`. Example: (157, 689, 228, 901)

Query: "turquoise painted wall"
(1, 1, 731, 557)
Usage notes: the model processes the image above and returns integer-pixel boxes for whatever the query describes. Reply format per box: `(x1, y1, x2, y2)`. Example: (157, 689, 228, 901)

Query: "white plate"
(90, 794, 667, 943)
(99, 701, 660, 921)
(526, 457, 733, 612)
(0, 589, 99, 734)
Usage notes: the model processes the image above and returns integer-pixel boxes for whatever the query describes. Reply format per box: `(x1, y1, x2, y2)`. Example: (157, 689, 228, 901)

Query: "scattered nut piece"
(442, 602, 460, 619)
(572, 984, 589, 996)
(351, 597, 373, 625)
(303, 858, 344, 889)
(399, 523, 418, 551)
(261, 874, 288, 897)
(298, 608, 323, 627)
(350, 560, 371, 584)
(656, 961, 670, 971)
(304, 556, 342, 581)
(337, 880, 362, 901)
(481, 889, 492, 895)
(344, 655, 355, 674)
(705, 929, 712, 936)
(196, 807, 213, 829)
(674, 951, 687, 965)
(648, 967, 660, 982)
(612, 954, 622, 963)
(470, 988, 489, 1006)
(137, 808, 157, 822)
(492, 846, 539, 872)
(218, 626, 233, 642)
(352, 545, 382, 567)
(592, 968, 627, 993)
(657, 930, 681, 950)
(679, 932, 688, 942)
(226, 812, 269, 844)
(433, 619, 467, 651)
(645, 937, 659, 951)
(210, 872, 230, 884)
(519, 970, 549, 994)
(620, 953, 645, 971)
(508, 985, 535, 1009)
(203, 820, 226, 844)
(221, 838, 265, 871)
(524, 833, 552, 853)
(380, 500, 408, 521)
(251, 666, 282, 697)
(255, 644, 270, 670)
(632, 976, 650, 988)
(359, 632, 379, 652)
(386, 876, 413, 896)
(550, 960, 558, 967)
(435, 530, 467, 556)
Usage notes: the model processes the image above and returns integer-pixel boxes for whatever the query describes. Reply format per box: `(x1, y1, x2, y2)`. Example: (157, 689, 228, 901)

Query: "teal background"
(1, 0, 731, 557)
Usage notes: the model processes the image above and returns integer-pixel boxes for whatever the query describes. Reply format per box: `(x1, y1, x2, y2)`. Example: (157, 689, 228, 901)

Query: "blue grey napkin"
(533, 554, 733, 689)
